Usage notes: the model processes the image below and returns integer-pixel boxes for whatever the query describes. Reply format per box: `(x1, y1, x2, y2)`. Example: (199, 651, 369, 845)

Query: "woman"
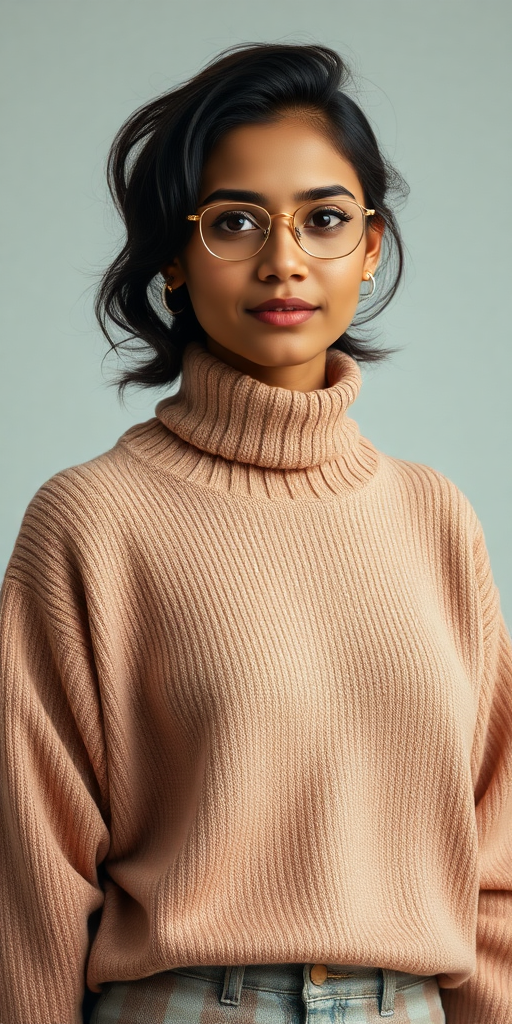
(1, 43, 511, 1024)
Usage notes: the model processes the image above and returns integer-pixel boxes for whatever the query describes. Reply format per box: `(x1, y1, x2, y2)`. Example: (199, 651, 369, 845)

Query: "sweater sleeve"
(0, 519, 111, 1023)
(440, 520, 512, 1024)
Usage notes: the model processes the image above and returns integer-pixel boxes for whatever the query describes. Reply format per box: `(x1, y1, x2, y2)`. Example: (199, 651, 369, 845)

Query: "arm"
(0, 572, 110, 1024)
(440, 522, 512, 1023)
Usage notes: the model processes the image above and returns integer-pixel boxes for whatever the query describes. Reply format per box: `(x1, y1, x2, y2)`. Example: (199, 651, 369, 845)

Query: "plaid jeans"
(89, 962, 446, 1023)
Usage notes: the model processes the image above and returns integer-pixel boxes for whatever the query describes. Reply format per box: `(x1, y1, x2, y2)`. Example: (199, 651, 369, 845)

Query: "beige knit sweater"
(1, 339, 511, 1024)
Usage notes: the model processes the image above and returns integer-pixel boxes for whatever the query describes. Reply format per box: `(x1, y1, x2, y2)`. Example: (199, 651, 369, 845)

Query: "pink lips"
(247, 297, 318, 326)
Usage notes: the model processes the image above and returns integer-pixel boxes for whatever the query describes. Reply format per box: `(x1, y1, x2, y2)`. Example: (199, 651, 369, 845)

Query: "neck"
(121, 338, 381, 501)
(204, 337, 328, 393)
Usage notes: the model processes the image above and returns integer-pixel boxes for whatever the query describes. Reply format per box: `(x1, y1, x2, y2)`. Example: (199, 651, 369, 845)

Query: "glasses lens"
(200, 203, 271, 260)
(294, 200, 365, 258)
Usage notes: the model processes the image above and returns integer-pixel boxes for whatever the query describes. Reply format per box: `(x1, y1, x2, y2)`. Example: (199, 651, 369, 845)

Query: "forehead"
(200, 116, 364, 207)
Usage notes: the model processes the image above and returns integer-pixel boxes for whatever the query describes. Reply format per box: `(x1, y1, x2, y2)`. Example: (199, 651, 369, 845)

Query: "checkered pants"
(89, 962, 446, 1023)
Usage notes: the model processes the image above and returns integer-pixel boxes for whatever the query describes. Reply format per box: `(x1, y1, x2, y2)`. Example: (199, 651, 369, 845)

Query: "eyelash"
(212, 207, 353, 232)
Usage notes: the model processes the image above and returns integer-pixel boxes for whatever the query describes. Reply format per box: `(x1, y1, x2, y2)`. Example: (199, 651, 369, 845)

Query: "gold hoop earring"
(359, 271, 376, 301)
(161, 279, 185, 315)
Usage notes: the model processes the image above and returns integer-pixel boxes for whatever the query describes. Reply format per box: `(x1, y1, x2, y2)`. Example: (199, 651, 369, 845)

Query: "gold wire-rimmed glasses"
(187, 198, 375, 262)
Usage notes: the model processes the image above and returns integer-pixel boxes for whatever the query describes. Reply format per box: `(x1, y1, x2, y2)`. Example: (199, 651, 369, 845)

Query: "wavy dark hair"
(96, 42, 409, 395)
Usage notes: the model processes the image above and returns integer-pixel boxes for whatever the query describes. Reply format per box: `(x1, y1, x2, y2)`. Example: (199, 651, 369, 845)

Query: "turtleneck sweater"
(1, 339, 511, 1024)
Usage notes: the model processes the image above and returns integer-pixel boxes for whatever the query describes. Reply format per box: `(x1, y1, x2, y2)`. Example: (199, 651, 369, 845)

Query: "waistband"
(172, 962, 432, 1018)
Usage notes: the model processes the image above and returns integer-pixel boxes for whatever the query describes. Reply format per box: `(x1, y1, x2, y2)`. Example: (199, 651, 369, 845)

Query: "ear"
(160, 257, 187, 290)
(363, 214, 385, 278)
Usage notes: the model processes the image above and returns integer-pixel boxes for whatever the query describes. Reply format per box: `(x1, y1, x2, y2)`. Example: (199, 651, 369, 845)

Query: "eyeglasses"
(187, 198, 375, 262)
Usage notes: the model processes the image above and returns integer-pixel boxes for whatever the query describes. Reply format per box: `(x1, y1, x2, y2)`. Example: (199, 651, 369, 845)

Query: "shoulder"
(4, 432, 154, 591)
(379, 451, 480, 533)
(374, 451, 487, 581)
(12, 414, 165, 527)
(377, 453, 500, 618)
(16, 447, 128, 529)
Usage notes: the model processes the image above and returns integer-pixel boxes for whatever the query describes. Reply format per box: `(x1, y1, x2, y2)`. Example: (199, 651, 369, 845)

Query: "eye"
(212, 210, 262, 233)
(303, 206, 352, 230)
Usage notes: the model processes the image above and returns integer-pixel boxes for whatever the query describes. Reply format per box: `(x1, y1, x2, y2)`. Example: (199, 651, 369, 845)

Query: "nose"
(256, 213, 309, 282)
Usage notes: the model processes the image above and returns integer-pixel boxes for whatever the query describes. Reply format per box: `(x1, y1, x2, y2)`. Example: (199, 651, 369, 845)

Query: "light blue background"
(1, 1, 511, 625)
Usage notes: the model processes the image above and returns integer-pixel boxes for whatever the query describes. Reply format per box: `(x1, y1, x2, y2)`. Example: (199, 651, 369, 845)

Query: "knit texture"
(1, 339, 511, 1024)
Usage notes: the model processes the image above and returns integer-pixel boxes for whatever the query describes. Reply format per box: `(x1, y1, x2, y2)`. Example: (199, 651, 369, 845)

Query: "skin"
(163, 114, 383, 393)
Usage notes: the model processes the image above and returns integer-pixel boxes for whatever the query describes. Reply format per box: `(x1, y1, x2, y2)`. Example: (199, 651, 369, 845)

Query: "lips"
(247, 297, 319, 325)
(248, 298, 317, 312)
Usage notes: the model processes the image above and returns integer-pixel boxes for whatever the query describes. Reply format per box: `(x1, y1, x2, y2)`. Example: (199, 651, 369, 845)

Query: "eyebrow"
(198, 184, 357, 206)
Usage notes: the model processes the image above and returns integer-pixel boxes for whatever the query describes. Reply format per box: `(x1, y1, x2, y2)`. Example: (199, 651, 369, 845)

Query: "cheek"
(184, 246, 243, 312)
(322, 255, 365, 311)
(182, 251, 250, 342)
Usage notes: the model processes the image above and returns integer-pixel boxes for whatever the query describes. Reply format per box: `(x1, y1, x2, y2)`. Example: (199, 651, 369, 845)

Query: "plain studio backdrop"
(1, 1, 511, 627)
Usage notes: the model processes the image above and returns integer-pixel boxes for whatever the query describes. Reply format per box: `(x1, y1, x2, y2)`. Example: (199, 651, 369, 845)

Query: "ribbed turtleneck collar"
(156, 340, 366, 470)
(118, 338, 379, 500)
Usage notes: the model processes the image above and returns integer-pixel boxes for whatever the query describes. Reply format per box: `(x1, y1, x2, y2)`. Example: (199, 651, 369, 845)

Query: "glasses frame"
(187, 199, 376, 262)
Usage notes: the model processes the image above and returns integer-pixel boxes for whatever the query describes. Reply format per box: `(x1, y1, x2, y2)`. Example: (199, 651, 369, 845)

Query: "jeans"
(90, 961, 446, 1023)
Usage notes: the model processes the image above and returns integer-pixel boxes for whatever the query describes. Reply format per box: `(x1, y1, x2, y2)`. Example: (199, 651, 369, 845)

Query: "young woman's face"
(166, 115, 383, 390)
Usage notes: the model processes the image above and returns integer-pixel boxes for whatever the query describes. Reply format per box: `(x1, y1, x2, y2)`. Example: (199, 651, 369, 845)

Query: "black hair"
(95, 42, 409, 395)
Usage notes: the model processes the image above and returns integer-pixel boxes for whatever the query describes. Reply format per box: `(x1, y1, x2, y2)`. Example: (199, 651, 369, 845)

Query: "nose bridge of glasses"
(269, 211, 295, 226)
(266, 211, 301, 248)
